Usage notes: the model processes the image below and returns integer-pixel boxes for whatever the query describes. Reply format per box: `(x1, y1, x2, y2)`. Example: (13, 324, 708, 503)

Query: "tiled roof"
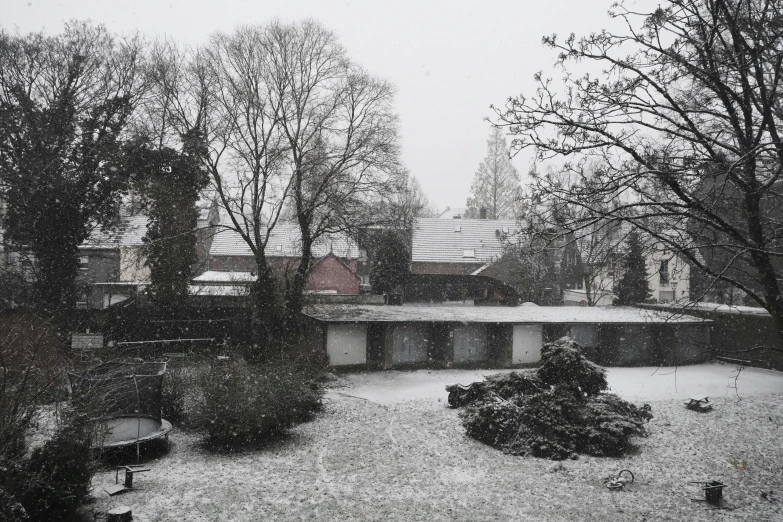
(411, 218, 520, 264)
(209, 221, 359, 259)
(81, 214, 149, 249)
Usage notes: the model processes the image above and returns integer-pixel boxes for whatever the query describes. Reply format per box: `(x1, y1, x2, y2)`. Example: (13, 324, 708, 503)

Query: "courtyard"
(90, 363, 783, 521)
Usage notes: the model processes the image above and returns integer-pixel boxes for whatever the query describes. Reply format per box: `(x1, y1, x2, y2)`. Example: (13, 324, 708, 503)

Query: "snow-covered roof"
(209, 222, 359, 259)
(192, 271, 255, 283)
(412, 218, 520, 264)
(651, 302, 770, 316)
(189, 284, 249, 297)
(81, 214, 149, 249)
(303, 304, 709, 324)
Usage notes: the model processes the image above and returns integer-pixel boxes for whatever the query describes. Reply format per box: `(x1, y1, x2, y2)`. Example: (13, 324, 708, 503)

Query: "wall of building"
(120, 246, 150, 282)
(637, 303, 783, 370)
(305, 255, 360, 295)
(76, 248, 120, 309)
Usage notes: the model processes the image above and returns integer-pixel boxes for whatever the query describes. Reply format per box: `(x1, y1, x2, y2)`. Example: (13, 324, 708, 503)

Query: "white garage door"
(392, 324, 429, 365)
(512, 325, 543, 364)
(326, 324, 367, 366)
(453, 325, 488, 363)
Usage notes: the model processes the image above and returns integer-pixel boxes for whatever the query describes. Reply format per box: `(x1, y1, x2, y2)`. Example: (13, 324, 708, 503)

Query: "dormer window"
(463, 249, 475, 258)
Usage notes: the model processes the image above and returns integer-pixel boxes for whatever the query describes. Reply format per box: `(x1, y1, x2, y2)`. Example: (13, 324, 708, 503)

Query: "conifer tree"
(466, 128, 521, 219)
(614, 230, 652, 305)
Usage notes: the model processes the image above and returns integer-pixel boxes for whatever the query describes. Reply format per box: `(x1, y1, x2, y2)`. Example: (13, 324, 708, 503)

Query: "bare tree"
(494, 0, 783, 344)
(263, 20, 405, 317)
(466, 127, 521, 219)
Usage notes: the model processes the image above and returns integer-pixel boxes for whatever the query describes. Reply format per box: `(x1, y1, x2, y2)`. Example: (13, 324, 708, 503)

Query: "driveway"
(327, 362, 783, 405)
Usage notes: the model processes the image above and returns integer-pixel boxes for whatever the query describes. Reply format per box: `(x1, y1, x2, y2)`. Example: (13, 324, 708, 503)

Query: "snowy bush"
(1, 415, 94, 522)
(456, 337, 652, 460)
(161, 365, 187, 425)
(536, 337, 607, 396)
(189, 359, 323, 449)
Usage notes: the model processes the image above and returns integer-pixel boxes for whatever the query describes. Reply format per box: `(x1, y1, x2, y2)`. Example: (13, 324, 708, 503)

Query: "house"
(410, 218, 520, 275)
(76, 194, 220, 309)
(207, 222, 364, 295)
(302, 303, 710, 369)
(562, 222, 691, 306)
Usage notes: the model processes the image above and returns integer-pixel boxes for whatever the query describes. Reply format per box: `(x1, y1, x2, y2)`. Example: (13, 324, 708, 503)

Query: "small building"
(302, 304, 710, 369)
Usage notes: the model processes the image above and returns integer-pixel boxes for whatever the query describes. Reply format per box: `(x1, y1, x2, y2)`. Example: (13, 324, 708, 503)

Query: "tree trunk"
(249, 257, 281, 360)
(286, 231, 312, 326)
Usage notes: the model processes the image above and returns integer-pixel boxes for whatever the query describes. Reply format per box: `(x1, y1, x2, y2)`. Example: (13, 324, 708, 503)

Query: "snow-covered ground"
(327, 362, 783, 405)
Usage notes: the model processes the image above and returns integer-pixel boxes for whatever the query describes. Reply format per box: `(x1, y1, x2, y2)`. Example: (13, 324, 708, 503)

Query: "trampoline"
(69, 362, 172, 451)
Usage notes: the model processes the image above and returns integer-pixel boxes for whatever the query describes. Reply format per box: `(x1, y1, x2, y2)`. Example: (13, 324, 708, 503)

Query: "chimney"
(479, 207, 487, 219)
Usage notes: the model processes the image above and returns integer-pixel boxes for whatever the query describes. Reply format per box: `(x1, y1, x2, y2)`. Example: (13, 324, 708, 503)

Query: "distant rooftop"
(209, 221, 359, 259)
(412, 218, 520, 264)
(303, 304, 709, 324)
(81, 214, 149, 249)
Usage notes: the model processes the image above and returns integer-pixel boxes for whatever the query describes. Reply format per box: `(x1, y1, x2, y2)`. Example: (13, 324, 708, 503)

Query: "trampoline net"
(68, 362, 166, 422)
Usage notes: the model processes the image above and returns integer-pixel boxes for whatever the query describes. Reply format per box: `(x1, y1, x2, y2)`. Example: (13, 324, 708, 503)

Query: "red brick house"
(207, 222, 363, 295)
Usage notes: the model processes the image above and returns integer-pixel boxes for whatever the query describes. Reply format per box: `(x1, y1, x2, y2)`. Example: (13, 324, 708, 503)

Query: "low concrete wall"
(636, 303, 783, 371)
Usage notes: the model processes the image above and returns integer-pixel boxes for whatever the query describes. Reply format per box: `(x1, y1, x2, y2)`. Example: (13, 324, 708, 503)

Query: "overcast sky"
(4, 0, 628, 212)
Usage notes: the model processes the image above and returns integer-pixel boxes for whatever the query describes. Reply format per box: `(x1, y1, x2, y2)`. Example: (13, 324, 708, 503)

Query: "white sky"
(3, 0, 628, 211)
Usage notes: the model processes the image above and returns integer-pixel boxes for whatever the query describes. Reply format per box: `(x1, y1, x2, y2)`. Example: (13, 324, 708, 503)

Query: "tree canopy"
(0, 22, 145, 321)
(614, 230, 653, 305)
(495, 0, 783, 340)
(466, 127, 521, 220)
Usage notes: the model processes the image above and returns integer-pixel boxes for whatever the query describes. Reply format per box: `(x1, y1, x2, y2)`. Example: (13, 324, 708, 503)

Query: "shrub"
(161, 366, 187, 425)
(1, 414, 94, 522)
(17, 417, 94, 521)
(454, 337, 652, 460)
(536, 337, 607, 396)
(189, 358, 323, 449)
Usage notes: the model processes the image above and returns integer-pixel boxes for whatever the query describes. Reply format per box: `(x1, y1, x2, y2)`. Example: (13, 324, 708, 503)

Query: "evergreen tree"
(0, 23, 144, 324)
(614, 230, 652, 305)
(368, 230, 410, 294)
(466, 127, 521, 219)
(126, 131, 209, 313)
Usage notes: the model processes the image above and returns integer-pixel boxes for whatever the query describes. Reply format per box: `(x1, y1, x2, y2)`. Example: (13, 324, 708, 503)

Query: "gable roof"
(81, 214, 149, 250)
(411, 218, 520, 264)
(209, 221, 359, 259)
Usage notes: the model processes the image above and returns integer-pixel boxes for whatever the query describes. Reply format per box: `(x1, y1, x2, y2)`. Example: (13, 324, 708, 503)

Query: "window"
(659, 259, 670, 285)
(462, 249, 475, 258)
(78, 256, 89, 270)
(76, 292, 89, 309)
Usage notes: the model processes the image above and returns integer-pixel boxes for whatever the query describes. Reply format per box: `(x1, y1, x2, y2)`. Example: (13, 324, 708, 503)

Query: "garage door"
(326, 324, 367, 366)
(453, 325, 488, 363)
(512, 325, 543, 364)
(392, 324, 429, 365)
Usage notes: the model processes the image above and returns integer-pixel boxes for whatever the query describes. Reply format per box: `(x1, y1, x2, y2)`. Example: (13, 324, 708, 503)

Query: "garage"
(512, 325, 542, 364)
(453, 324, 489, 363)
(391, 324, 429, 365)
(326, 324, 367, 366)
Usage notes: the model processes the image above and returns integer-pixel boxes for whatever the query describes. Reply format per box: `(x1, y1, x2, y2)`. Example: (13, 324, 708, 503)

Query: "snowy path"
(327, 363, 783, 405)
